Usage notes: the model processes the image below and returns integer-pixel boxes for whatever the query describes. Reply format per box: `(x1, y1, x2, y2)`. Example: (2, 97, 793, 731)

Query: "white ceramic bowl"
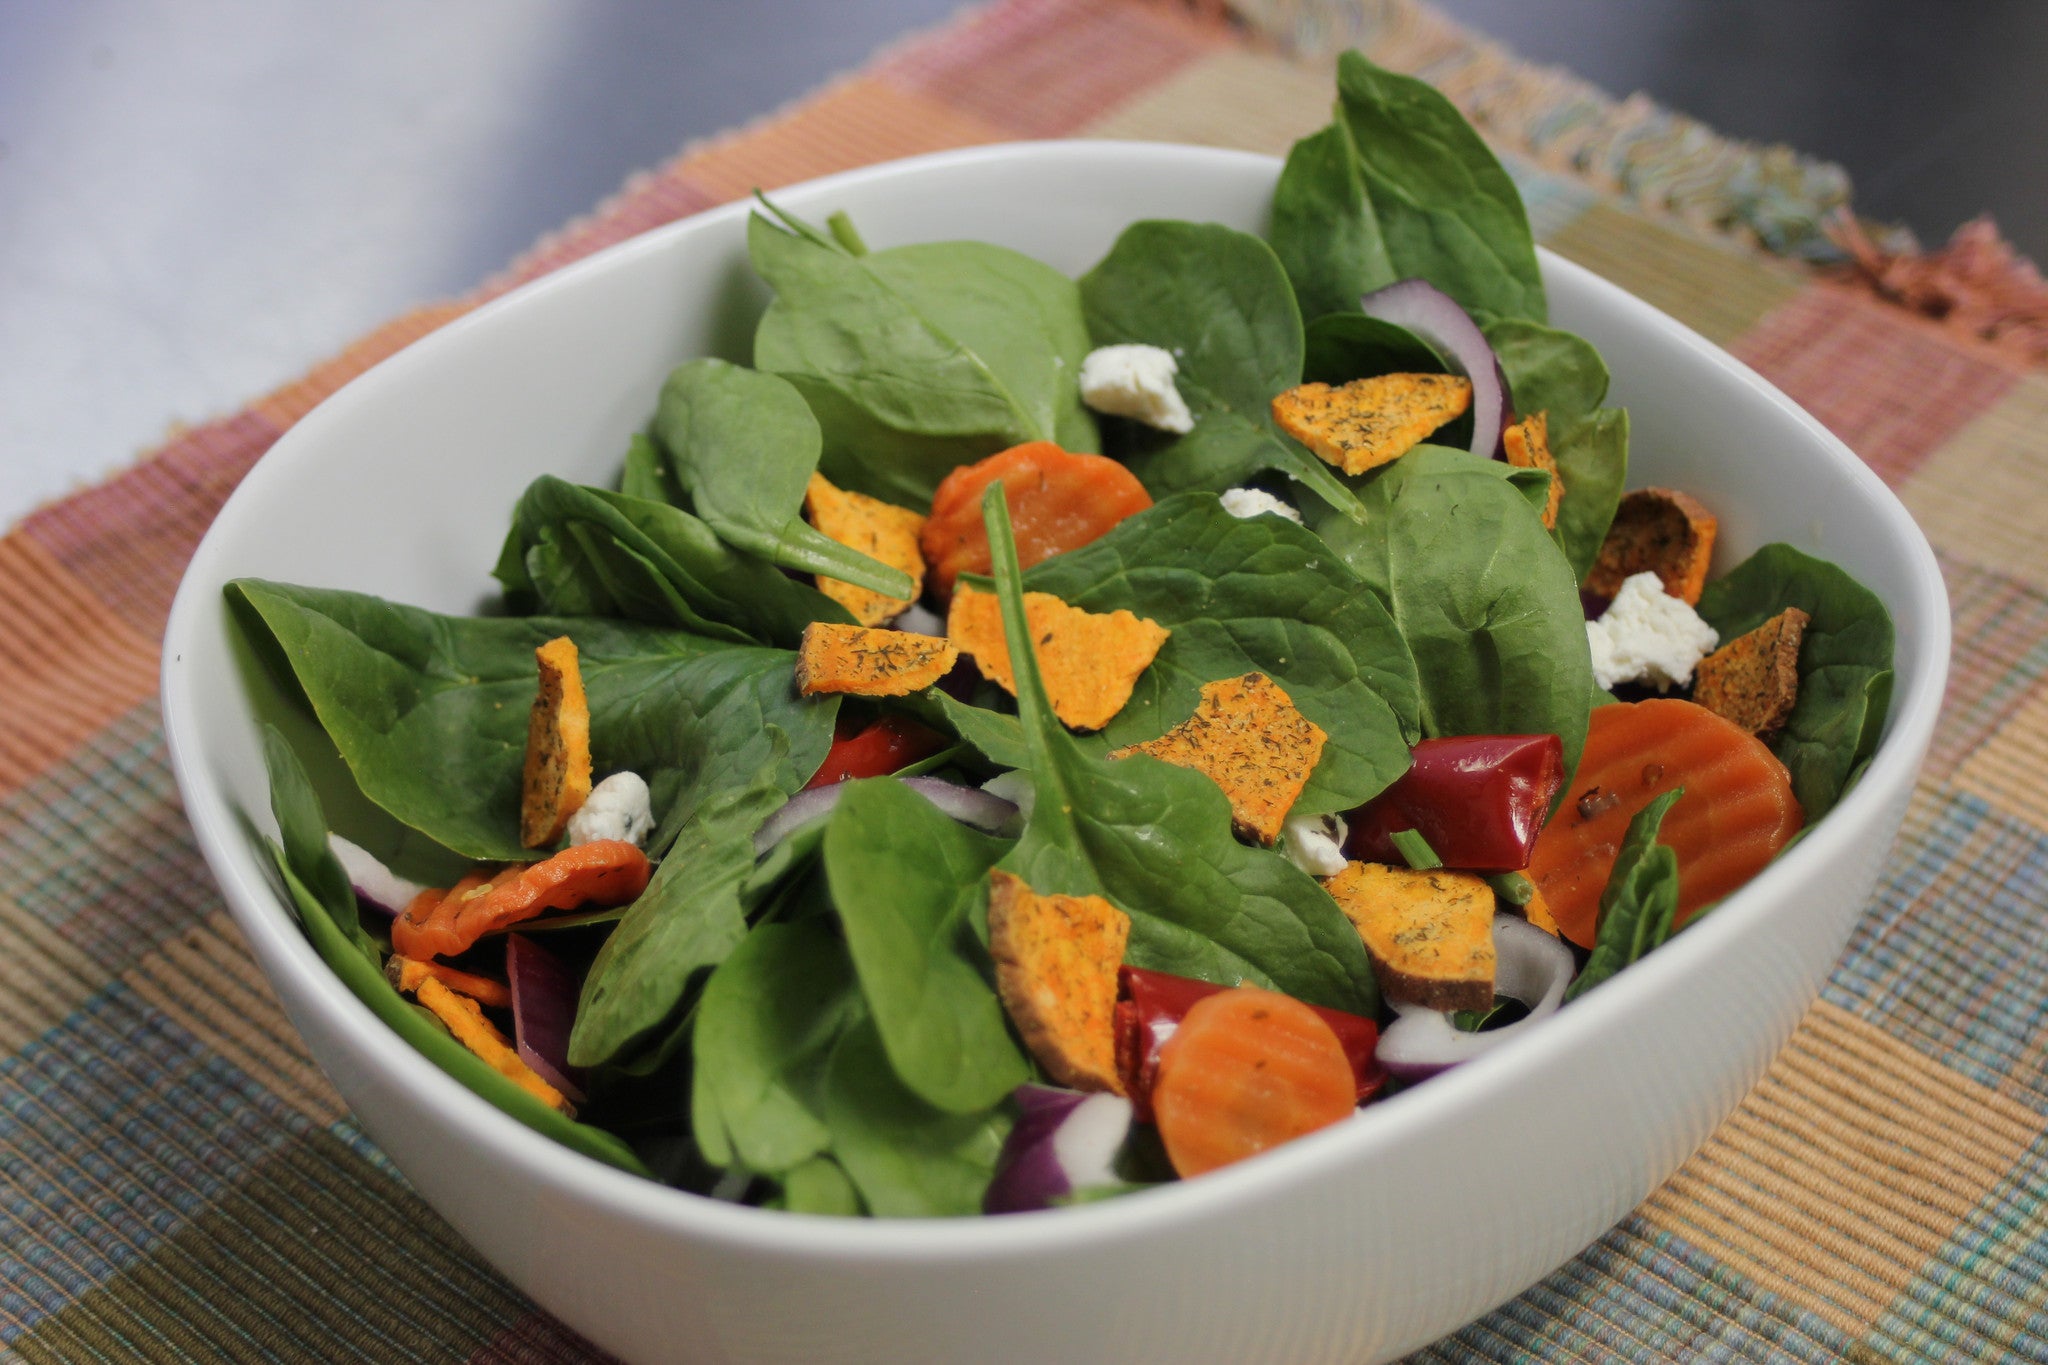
(163, 142, 1948, 1365)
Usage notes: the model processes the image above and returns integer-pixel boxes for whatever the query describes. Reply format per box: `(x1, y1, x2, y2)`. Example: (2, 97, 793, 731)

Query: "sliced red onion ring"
(1374, 916, 1574, 1083)
(507, 934, 588, 1103)
(327, 834, 426, 917)
(1358, 279, 1512, 460)
(984, 1084, 1135, 1214)
(751, 776, 1020, 856)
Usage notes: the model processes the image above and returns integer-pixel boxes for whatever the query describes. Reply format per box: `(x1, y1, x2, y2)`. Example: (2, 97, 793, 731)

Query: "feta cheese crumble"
(1219, 487, 1303, 524)
(567, 771, 655, 848)
(1585, 571, 1719, 692)
(1078, 343, 1194, 434)
(1280, 812, 1349, 879)
(981, 770, 1035, 826)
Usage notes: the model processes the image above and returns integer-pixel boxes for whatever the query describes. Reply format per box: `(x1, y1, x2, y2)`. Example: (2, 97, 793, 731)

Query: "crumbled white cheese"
(1280, 812, 1350, 879)
(1219, 487, 1303, 524)
(982, 770, 1035, 826)
(567, 771, 655, 847)
(1585, 571, 1719, 692)
(1078, 344, 1194, 434)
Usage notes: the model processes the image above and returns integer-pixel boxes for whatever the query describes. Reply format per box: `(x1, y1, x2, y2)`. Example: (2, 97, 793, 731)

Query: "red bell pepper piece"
(1345, 734, 1564, 873)
(803, 715, 947, 790)
(1113, 966, 1384, 1122)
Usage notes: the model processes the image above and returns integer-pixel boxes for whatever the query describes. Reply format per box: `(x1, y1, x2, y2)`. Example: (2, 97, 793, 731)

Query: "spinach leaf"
(619, 431, 683, 505)
(823, 779, 1027, 1114)
(259, 726, 648, 1175)
(494, 476, 845, 649)
(750, 203, 1097, 507)
(229, 579, 834, 864)
(572, 764, 801, 1070)
(983, 485, 1381, 1014)
(690, 918, 857, 1175)
(821, 1017, 1010, 1218)
(653, 358, 911, 597)
(1022, 492, 1421, 813)
(1564, 788, 1684, 1001)
(910, 690, 1030, 771)
(1695, 545, 1896, 821)
(1483, 317, 1609, 417)
(1303, 312, 1445, 385)
(1549, 408, 1630, 583)
(775, 1156, 863, 1215)
(1480, 317, 1627, 582)
(1334, 51, 1545, 323)
(1078, 220, 1367, 524)
(1305, 446, 1594, 789)
(1270, 120, 1395, 323)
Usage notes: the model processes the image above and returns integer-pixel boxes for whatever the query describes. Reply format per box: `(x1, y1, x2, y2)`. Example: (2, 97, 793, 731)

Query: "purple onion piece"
(889, 602, 945, 636)
(507, 934, 588, 1103)
(984, 1084, 1135, 1214)
(751, 777, 1019, 856)
(1374, 917, 1575, 1083)
(1580, 588, 1612, 621)
(327, 834, 426, 918)
(1358, 279, 1511, 460)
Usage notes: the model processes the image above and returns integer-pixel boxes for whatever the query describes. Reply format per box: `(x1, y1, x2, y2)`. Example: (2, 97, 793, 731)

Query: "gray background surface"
(4, 0, 2040, 527)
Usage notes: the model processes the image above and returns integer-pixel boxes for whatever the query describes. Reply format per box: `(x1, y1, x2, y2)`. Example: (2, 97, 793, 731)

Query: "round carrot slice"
(920, 441, 1152, 599)
(1528, 699, 1803, 948)
(392, 841, 650, 960)
(1151, 986, 1357, 1179)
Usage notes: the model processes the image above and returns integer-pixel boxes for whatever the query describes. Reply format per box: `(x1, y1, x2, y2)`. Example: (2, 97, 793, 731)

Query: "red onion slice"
(1374, 916, 1574, 1083)
(1358, 279, 1512, 460)
(984, 1084, 1135, 1214)
(327, 834, 426, 917)
(507, 934, 588, 1103)
(889, 602, 945, 636)
(751, 776, 1020, 856)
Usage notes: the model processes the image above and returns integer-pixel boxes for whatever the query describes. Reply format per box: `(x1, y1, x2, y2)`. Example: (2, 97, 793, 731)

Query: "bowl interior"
(163, 141, 1950, 1265)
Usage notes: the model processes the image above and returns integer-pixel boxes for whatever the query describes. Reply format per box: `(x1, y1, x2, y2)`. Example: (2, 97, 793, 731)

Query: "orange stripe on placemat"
(18, 409, 284, 638)
(672, 77, 1013, 205)
(252, 300, 472, 431)
(0, 535, 163, 796)
(1731, 282, 2021, 487)
(877, 0, 1223, 137)
(1641, 999, 2043, 1337)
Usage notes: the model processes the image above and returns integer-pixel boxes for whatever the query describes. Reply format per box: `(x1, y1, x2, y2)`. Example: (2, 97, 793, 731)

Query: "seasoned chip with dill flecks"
(795, 622, 958, 697)
(804, 473, 927, 626)
(1271, 374, 1473, 475)
(1324, 861, 1495, 1013)
(1692, 606, 1809, 740)
(521, 636, 592, 848)
(1110, 672, 1327, 845)
(1585, 487, 1719, 605)
(947, 582, 1169, 731)
(987, 869, 1129, 1094)
(1503, 411, 1563, 529)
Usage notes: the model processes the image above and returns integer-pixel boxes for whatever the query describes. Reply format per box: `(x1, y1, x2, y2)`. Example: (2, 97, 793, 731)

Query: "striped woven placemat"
(7, 2, 2044, 1360)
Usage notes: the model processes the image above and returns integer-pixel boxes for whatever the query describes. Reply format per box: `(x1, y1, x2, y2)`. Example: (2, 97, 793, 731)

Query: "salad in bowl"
(226, 52, 1896, 1223)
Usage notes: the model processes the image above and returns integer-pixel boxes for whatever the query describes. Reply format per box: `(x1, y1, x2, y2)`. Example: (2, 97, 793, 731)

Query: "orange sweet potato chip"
(388, 961, 571, 1113)
(1520, 884, 1563, 938)
(1110, 672, 1327, 845)
(1271, 374, 1473, 475)
(946, 583, 1169, 731)
(987, 869, 1130, 1094)
(386, 955, 513, 1008)
(1585, 487, 1719, 605)
(1502, 411, 1563, 529)
(804, 473, 928, 626)
(794, 622, 958, 697)
(1692, 606, 1810, 740)
(521, 636, 592, 848)
(1324, 862, 1496, 1013)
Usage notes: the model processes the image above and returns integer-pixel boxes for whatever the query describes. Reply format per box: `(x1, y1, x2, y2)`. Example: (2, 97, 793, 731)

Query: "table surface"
(4, 0, 2045, 526)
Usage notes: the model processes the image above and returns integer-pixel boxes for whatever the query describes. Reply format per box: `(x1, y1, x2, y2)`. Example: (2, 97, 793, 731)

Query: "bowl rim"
(162, 138, 1952, 1258)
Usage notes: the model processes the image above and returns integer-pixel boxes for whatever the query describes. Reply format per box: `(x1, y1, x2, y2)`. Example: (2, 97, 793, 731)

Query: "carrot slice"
(391, 841, 650, 960)
(1528, 698, 1803, 948)
(1150, 986, 1357, 1178)
(920, 441, 1152, 599)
